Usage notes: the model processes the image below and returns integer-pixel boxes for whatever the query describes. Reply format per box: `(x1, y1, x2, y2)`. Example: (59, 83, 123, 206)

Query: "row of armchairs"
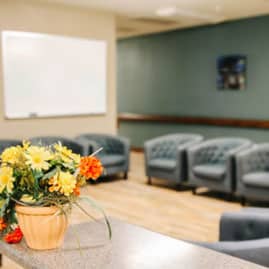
(144, 133, 269, 203)
(0, 134, 130, 179)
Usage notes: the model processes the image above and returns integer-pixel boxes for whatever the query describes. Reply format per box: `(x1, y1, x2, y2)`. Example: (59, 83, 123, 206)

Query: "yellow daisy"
(0, 166, 15, 193)
(70, 153, 81, 164)
(25, 146, 52, 171)
(54, 143, 80, 164)
(49, 171, 76, 196)
(1, 146, 23, 165)
(22, 140, 30, 150)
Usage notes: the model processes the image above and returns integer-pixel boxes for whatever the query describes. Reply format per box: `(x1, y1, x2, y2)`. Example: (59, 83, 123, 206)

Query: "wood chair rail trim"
(118, 113, 269, 129)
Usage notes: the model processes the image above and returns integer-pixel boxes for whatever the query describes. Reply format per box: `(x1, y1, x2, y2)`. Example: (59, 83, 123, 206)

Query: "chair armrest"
(116, 136, 130, 155)
(187, 139, 213, 153)
(75, 137, 100, 155)
(227, 141, 252, 157)
(222, 142, 252, 180)
(106, 135, 130, 157)
(144, 136, 169, 163)
(144, 137, 163, 152)
(187, 140, 216, 166)
(144, 139, 160, 168)
(117, 136, 130, 168)
(70, 139, 89, 156)
(235, 144, 259, 159)
(220, 211, 269, 241)
(177, 138, 203, 152)
(177, 139, 203, 164)
(235, 144, 266, 176)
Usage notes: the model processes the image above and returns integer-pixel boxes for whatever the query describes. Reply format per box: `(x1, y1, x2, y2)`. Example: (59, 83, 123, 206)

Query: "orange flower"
(73, 185, 80, 196)
(0, 218, 7, 231)
(4, 227, 23, 244)
(79, 156, 103, 180)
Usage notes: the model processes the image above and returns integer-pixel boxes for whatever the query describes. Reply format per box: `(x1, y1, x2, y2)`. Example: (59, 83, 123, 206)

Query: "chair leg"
(0, 253, 2, 267)
(192, 187, 197, 195)
(240, 196, 246, 206)
(123, 172, 128, 180)
(90, 179, 98, 185)
(227, 193, 233, 202)
(147, 177, 152, 185)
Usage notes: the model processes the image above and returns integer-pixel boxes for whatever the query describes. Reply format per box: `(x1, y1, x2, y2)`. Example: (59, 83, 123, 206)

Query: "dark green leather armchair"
(236, 144, 269, 203)
(144, 134, 203, 185)
(195, 208, 269, 267)
(187, 137, 252, 194)
(76, 134, 130, 179)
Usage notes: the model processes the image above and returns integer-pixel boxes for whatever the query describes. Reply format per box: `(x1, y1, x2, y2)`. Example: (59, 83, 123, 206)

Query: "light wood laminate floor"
(2, 152, 242, 269)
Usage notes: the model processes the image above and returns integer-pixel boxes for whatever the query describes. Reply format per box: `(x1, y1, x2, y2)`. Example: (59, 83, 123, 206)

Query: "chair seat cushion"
(242, 172, 269, 188)
(149, 159, 176, 171)
(100, 155, 125, 167)
(193, 164, 226, 181)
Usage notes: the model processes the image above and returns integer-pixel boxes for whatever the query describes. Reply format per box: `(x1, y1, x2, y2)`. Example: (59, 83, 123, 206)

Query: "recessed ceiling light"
(156, 6, 178, 17)
(157, 6, 225, 23)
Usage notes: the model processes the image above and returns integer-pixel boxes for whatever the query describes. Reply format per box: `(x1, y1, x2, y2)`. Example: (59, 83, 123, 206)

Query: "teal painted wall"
(117, 16, 269, 147)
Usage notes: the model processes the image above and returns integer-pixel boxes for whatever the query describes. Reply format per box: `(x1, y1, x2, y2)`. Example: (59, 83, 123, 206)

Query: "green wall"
(117, 16, 269, 147)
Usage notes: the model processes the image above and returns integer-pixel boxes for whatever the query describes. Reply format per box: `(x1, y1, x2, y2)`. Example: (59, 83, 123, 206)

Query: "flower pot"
(15, 205, 68, 250)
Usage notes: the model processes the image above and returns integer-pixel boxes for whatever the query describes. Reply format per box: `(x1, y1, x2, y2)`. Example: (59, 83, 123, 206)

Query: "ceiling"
(38, 0, 269, 38)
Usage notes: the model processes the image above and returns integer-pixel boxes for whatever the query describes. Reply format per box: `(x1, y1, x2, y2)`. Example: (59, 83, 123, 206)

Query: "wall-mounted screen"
(2, 31, 107, 119)
(217, 55, 247, 90)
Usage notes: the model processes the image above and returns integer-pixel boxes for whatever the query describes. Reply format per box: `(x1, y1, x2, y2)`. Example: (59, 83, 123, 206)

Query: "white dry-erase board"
(1, 31, 107, 119)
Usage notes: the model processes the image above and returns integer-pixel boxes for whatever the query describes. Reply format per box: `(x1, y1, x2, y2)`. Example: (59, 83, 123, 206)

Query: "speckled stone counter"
(0, 218, 266, 269)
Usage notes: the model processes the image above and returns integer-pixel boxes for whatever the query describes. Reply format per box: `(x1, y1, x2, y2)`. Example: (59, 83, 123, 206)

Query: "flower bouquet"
(0, 141, 111, 250)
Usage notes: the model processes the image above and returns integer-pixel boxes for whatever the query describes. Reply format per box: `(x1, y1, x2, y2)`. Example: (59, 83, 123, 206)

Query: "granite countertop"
(0, 218, 266, 269)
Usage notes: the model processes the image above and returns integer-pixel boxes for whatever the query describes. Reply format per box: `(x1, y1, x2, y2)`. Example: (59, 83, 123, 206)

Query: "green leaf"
(42, 168, 58, 180)
(0, 197, 10, 217)
(9, 208, 17, 225)
(30, 171, 40, 199)
(0, 197, 5, 204)
(19, 176, 34, 188)
(32, 170, 44, 180)
(78, 196, 112, 240)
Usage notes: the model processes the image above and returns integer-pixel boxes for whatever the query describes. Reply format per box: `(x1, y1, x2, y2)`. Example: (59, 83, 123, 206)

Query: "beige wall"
(0, 0, 116, 139)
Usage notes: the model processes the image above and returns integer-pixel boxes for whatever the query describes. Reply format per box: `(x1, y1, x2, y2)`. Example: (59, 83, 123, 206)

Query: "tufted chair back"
(77, 134, 125, 155)
(149, 134, 203, 160)
(0, 139, 22, 154)
(194, 138, 250, 165)
(29, 136, 85, 155)
(219, 210, 269, 242)
(241, 144, 269, 174)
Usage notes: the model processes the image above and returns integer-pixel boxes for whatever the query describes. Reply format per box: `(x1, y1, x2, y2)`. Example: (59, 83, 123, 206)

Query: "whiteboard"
(1, 31, 107, 119)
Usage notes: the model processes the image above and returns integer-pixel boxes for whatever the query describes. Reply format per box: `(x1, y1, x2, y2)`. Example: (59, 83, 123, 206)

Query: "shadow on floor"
(194, 190, 269, 207)
(88, 174, 126, 184)
(146, 179, 269, 207)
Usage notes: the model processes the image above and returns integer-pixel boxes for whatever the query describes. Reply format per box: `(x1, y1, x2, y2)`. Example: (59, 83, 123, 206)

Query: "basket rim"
(15, 205, 60, 216)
